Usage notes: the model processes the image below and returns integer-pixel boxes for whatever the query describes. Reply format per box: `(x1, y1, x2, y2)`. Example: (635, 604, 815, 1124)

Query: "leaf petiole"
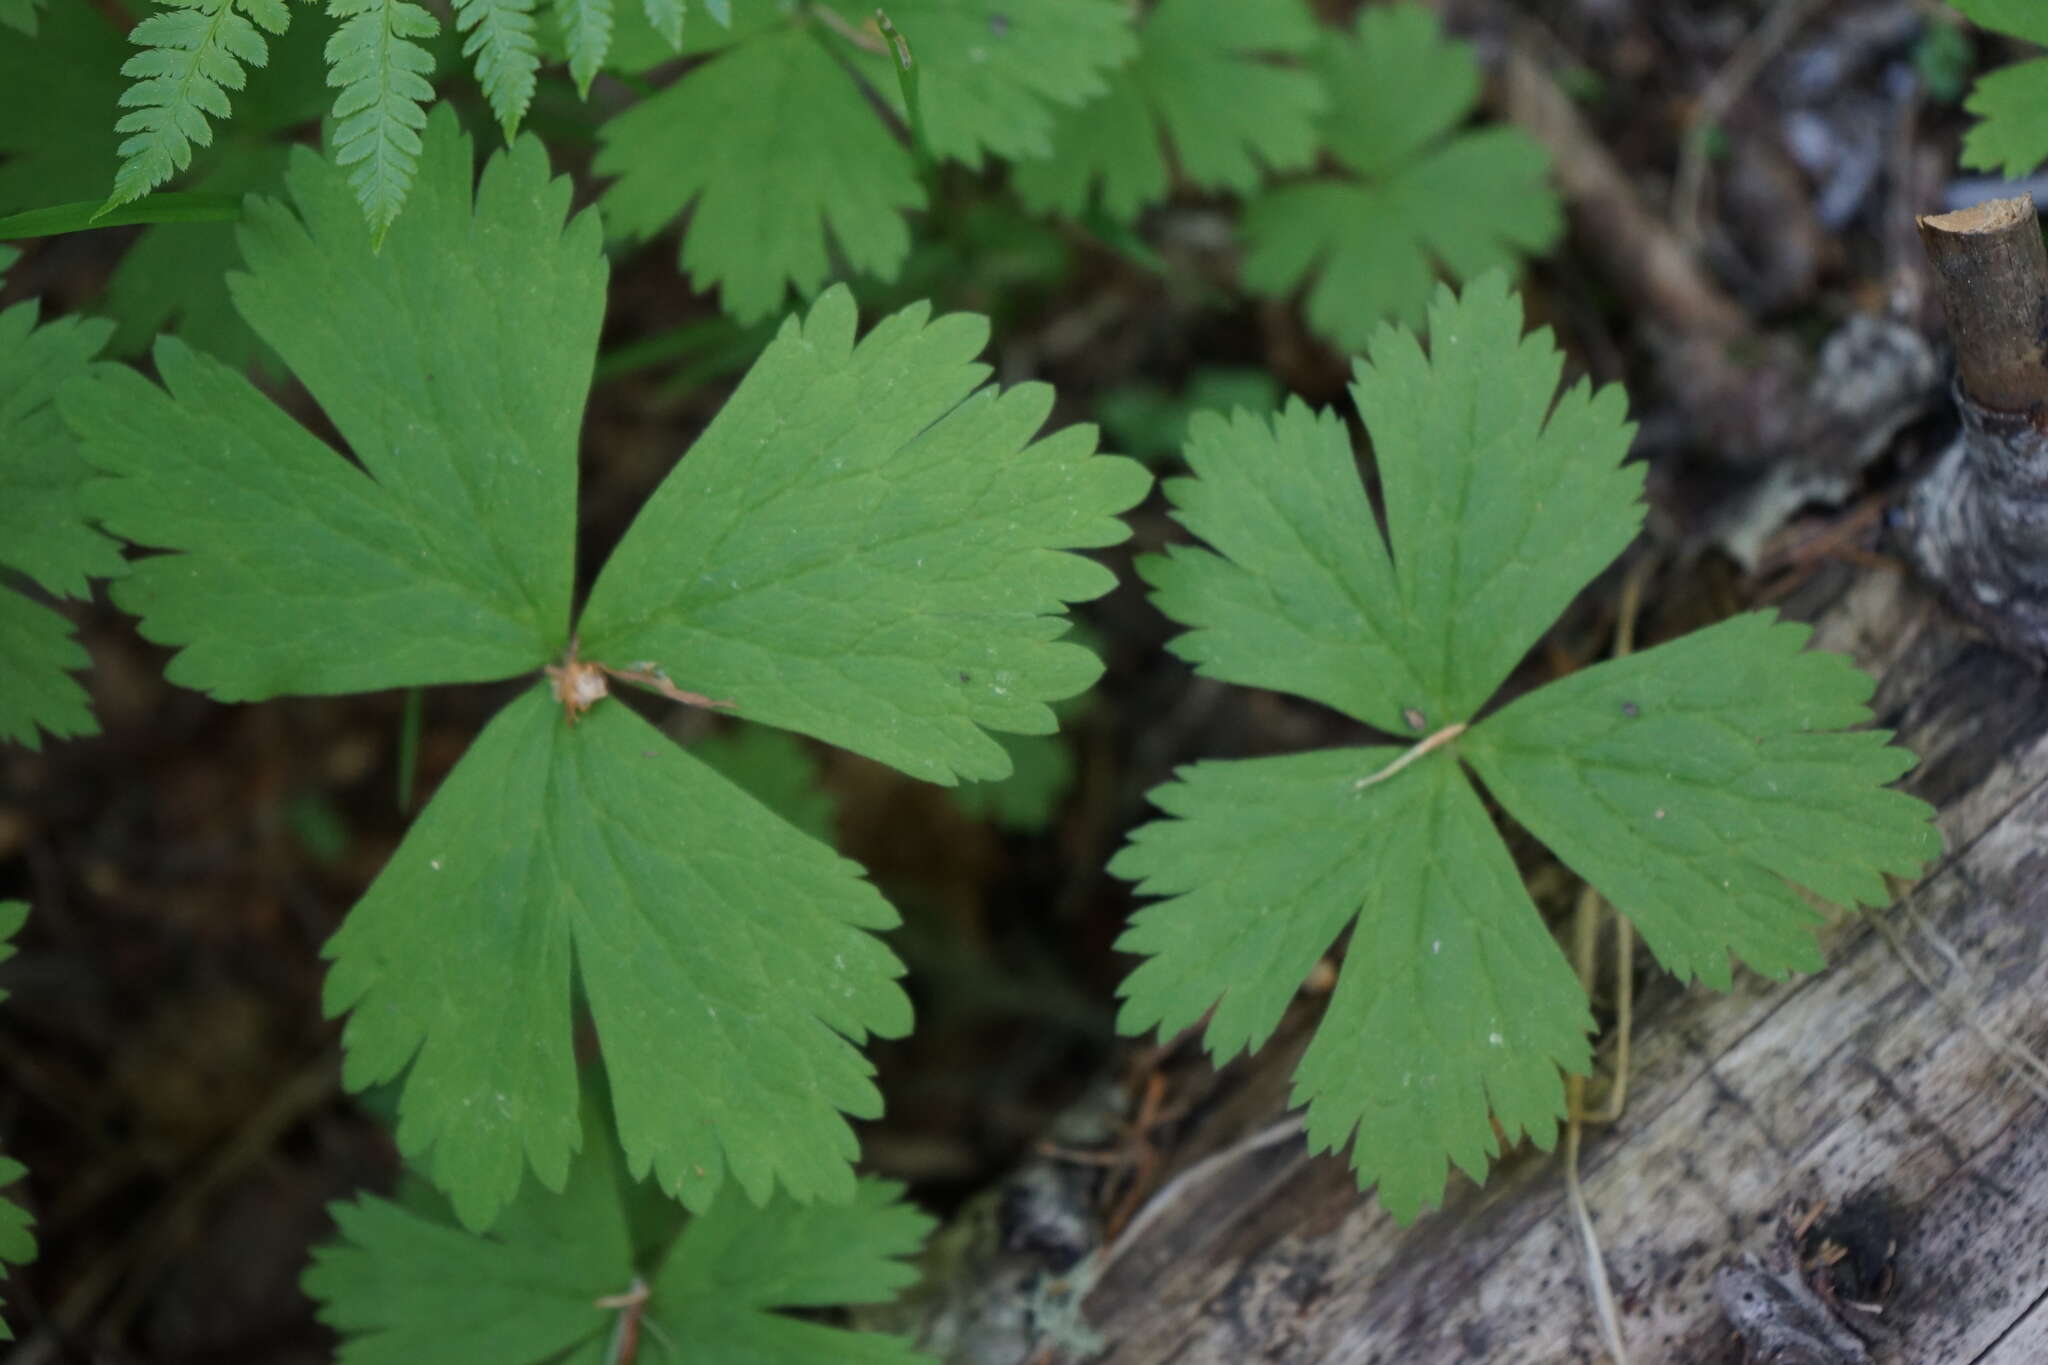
(1353, 722, 1466, 790)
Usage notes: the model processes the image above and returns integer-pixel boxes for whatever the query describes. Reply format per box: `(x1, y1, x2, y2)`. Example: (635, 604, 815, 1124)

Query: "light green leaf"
(821, 0, 1137, 169)
(595, 23, 923, 322)
(1464, 614, 1937, 988)
(0, 902, 34, 1340)
(1241, 3, 1560, 349)
(1013, 0, 1325, 221)
(1111, 752, 1589, 1220)
(1115, 274, 1938, 1217)
(1954, 1, 2048, 177)
(70, 110, 602, 700)
(1140, 400, 1419, 735)
(71, 100, 1129, 1235)
(1147, 269, 1638, 735)
(1346, 273, 1639, 723)
(640, 0, 681, 48)
(324, 0, 440, 241)
(309, 1107, 934, 1365)
(454, 0, 540, 135)
(1, 291, 117, 750)
(578, 286, 1151, 786)
(691, 724, 837, 846)
(103, 0, 294, 212)
(553, 0, 612, 96)
(325, 688, 912, 1230)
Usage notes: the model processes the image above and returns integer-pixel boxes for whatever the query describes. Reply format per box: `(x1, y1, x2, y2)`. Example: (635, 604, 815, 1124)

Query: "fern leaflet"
(454, 0, 540, 136)
(640, 0, 681, 47)
(325, 0, 438, 243)
(104, 0, 292, 212)
(554, 0, 614, 97)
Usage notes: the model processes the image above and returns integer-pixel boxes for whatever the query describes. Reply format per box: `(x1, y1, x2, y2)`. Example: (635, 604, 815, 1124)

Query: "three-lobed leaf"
(1114, 273, 1938, 1219)
(306, 1097, 935, 1363)
(1952, 0, 2048, 178)
(578, 286, 1148, 784)
(72, 117, 600, 699)
(1240, 3, 1560, 350)
(1013, 0, 1326, 221)
(69, 108, 1145, 1229)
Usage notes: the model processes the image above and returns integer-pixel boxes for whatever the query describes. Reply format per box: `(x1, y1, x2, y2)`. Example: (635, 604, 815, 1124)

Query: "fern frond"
(324, 0, 438, 243)
(554, 0, 613, 98)
(453, 0, 539, 136)
(104, 0, 292, 211)
(640, 0, 681, 47)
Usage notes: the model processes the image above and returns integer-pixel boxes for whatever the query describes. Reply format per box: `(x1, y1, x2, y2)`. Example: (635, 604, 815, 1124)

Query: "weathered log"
(1074, 566, 2048, 1363)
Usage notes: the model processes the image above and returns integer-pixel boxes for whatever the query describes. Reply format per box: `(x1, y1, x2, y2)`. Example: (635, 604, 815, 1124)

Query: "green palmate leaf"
(1953, 0, 2048, 177)
(70, 108, 1140, 1229)
(1461, 614, 1925, 987)
(1114, 751, 1589, 1216)
(102, 0, 294, 212)
(1113, 274, 1938, 1219)
(325, 0, 439, 242)
(1013, 0, 1325, 221)
(822, 0, 1137, 169)
(0, 283, 118, 749)
(454, 0, 540, 135)
(306, 1099, 935, 1364)
(0, 902, 34, 1340)
(70, 113, 600, 699)
(1240, 3, 1560, 350)
(325, 688, 910, 1229)
(596, 22, 923, 322)
(650, 1176, 932, 1364)
(578, 286, 1150, 785)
